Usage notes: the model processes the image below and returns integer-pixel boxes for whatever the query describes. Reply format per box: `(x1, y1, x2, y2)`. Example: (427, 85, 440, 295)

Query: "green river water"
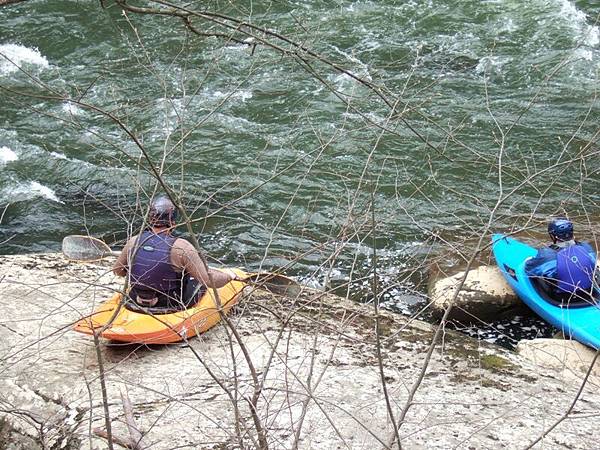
(1, 1, 599, 343)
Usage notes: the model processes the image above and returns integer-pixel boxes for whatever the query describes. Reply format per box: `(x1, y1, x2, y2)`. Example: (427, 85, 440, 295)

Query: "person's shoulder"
(173, 237, 196, 252)
(124, 233, 141, 247)
(576, 241, 595, 252)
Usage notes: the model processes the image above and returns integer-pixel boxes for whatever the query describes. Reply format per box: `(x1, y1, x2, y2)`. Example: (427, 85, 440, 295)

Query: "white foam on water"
(61, 102, 82, 116)
(546, 0, 599, 72)
(49, 151, 68, 160)
(330, 44, 373, 82)
(2, 180, 63, 204)
(154, 96, 194, 135)
(29, 181, 63, 203)
(498, 17, 517, 34)
(475, 55, 511, 75)
(0, 43, 49, 75)
(0, 146, 18, 165)
(48, 150, 130, 174)
(556, 0, 599, 47)
(359, 38, 382, 53)
(210, 89, 253, 102)
(574, 47, 594, 61)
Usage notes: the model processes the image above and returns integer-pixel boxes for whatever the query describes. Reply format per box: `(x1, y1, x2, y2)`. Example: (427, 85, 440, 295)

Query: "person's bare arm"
(172, 238, 235, 288)
(112, 236, 136, 277)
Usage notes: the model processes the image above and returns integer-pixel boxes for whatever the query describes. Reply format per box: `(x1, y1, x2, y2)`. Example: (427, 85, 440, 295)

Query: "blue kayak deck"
(492, 233, 600, 349)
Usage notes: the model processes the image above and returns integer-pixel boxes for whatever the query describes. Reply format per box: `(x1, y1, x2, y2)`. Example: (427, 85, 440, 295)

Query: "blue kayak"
(492, 233, 600, 349)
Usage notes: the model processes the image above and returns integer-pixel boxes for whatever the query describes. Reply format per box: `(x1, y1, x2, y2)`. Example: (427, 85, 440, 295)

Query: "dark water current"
(1, 1, 598, 347)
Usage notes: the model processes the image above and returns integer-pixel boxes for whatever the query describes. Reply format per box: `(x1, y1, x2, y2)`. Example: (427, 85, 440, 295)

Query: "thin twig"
(524, 349, 600, 449)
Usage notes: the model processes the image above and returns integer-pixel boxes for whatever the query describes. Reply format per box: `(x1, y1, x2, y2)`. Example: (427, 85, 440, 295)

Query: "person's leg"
(573, 289, 595, 305)
(553, 290, 594, 307)
(182, 275, 206, 308)
(154, 292, 172, 309)
(531, 276, 556, 299)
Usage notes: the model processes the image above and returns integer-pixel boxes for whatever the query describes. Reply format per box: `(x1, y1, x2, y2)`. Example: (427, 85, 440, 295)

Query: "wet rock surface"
(1, 253, 599, 449)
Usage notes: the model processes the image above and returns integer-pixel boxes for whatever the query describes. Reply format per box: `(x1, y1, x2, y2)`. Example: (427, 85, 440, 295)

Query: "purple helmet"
(548, 218, 573, 241)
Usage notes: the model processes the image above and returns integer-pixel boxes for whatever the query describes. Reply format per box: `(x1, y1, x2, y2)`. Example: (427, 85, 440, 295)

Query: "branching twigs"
(388, 136, 513, 446)
(360, 97, 406, 449)
(184, 336, 261, 448)
(371, 187, 399, 450)
(92, 388, 148, 450)
(93, 331, 115, 450)
(120, 388, 147, 450)
(2, 1, 600, 449)
(3, 69, 270, 447)
(524, 349, 600, 449)
(110, 0, 468, 162)
(93, 427, 137, 449)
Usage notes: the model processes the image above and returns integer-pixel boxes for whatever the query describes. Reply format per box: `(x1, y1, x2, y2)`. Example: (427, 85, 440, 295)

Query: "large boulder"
(516, 338, 600, 386)
(428, 265, 521, 322)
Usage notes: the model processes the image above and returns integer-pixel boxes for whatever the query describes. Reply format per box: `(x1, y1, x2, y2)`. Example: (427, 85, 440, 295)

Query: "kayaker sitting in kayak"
(525, 218, 597, 302)
(112, 195, 237, 311)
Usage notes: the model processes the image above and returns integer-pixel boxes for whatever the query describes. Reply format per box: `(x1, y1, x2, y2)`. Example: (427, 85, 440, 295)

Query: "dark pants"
(553, 289, 595, 305)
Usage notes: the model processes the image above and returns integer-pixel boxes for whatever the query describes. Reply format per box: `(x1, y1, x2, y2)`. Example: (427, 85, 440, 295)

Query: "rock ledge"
(1, 253, 599, 449)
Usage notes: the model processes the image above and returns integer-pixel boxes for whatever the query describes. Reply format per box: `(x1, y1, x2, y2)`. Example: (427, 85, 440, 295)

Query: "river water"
(1, 1, 598, 346)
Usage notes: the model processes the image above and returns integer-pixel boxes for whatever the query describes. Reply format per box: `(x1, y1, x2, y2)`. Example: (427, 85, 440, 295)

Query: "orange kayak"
(74, 271, 245, 344)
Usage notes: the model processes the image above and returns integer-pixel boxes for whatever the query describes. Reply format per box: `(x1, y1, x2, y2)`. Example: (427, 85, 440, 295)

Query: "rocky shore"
(1, 253, 599, 449)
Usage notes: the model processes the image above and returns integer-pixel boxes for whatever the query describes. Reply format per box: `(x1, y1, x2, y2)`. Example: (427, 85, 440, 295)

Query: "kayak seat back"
(530, 276, 598, 309)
